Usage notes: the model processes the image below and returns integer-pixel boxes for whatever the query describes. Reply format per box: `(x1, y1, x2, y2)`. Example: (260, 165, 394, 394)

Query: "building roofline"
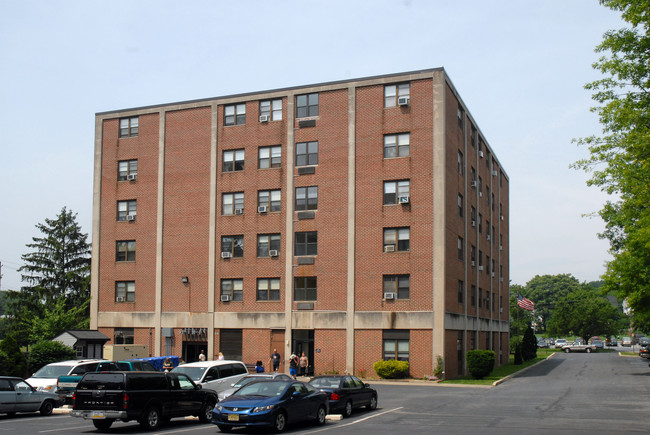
(95, 67, 445, 116)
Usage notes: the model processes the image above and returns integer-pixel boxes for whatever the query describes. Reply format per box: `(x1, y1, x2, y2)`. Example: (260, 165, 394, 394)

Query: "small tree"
(522, 326, 538, 361)
(373, 360, 409, 379)
(514, 343, 523, 365)
(0, 335, 29, 377)
(28, 340, 77, 374)
(466, 350, 495, 379)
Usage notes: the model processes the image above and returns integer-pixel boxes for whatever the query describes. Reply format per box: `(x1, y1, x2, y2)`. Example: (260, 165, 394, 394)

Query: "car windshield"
(170, 366, 206, 382)
(234, 380, 287, 397)
(309, 377, 341, 389)
(32, 365, 74, 378)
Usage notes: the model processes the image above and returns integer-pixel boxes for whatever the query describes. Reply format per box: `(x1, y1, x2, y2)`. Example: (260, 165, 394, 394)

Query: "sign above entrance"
(181, 328, 207, 341)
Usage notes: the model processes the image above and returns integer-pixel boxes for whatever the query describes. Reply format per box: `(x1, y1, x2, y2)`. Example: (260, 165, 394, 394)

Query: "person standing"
(163, 357, 173, 372)
(217, 352, 224, 360)
(269, 348, 281, 372)
(299, 352, 309, 377)
(198, 349, 206, 362)
(289, 354, 299, 379)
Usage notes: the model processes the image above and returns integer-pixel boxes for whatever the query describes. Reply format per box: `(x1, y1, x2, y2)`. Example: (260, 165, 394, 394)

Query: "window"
(471, 206, 476, 226)
(458, 237, 464, 261)
(115, 281, 135, 302)
(470, 126, 477, 147)
(457, 104, 464, 129)
(383, 133, 410, 158)
(258, 189, 281, 212)
(295, 231, 317, 256)
(384, 83, 410, 107)
(470, 167, 476, 186)
(383, 330, 409, 361)
(114, 327, 134, 344)
(224, 103, 246, 125)
(221, 279, 243, 301)
(221, 235, 244, 258)
(295, 186, 318, 211)
(117, 200, 137, 221)
(478, 288, 483, 308)
(259, 145, 281, 169)
(479, 250, 483, 270)
(257, 278, 280, 301)
(222, 192, 244, 215)
(458, 194, 463, 217)
(257, 233, 280, 257)
(118, 160, 138, 181)
(383, 180, 410, 205)
(478, 214, 482, 233)
(260, 99, 282, 121)
(458, 151, 463, 175)
(294, 276, 317, 301)
(119, 117, 138, 138)
(471, 285, 476, 307)
(471, 245, 476, 265)
(458, 280, 464, 303)
(223, 149, 245, 172)
(383, 275, 410, 299)
(383, 227, 410, 252)
(296, 93, 318, 118)
(296, 141, 318, 166)
(486, 255, 490, 274)
(116, 240, 136, 262)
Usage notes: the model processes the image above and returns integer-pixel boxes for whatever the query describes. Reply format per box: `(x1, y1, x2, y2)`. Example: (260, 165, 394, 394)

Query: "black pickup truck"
(70, 371, 217, 430)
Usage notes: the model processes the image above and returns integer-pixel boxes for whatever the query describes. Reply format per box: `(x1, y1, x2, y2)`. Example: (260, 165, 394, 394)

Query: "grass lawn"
(441, 348, 556, 385)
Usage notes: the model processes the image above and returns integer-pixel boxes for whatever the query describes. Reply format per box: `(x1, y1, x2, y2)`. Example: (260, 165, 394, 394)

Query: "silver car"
(0, 377, 63, 416)
(171, 360, 249, 394)
(218, 373, 292, 401)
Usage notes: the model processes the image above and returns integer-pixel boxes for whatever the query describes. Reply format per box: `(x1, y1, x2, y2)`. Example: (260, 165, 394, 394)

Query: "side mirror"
(292, 391, 300, 398)
(196, 384, 202, 390)
(364, 383, 370, 388)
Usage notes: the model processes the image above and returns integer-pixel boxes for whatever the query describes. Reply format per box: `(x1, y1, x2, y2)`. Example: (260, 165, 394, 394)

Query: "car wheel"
(273, 411, 287, 433)
(93, 419, 114, 430)
(564, 348, 570, 353)
(342, 400, 353, 418)
(140, 406, 162, 430)
(199, 399, 216, 423)
(217, 425, 232, 433)
(39, 400, 54, 416)
(315, 405, 327, 425)
(367, 395, 378, 410)
(586, 348, 592, 353)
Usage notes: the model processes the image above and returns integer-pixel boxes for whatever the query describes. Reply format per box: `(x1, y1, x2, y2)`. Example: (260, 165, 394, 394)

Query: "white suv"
(26, 359, 108, 392)
(171, 360, 248, 394)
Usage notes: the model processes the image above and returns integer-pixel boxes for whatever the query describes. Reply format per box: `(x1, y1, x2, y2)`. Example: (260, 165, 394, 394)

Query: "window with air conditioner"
(383, 274, 409, 300)
(115, 281, 135, 303)
(221, 278, 243, 301)
(257, 233, 280, 257)
(117, 200, 137, 221)
(118, 159, 138, 181)
(221, 235, 243, 258)
(383, 227, 409, 252)
(383, 180, 410, 205)
(258, 189, 281, 212)
(222, 192, 244, 216)
(260, 99, 282, 121)
(384, 83, 410, 108)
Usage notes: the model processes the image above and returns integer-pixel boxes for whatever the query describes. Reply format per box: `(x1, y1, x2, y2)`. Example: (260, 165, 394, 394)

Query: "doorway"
(182, 341, 207, 363)
(291, 330, 314, 376)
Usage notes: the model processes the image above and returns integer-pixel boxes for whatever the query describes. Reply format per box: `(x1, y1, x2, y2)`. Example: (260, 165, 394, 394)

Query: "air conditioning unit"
(478, 266, 484, 271)
(221, 252, 232, 259)
(397, 96, 410, 106)
(383, 292, 396, 300)
(491, 272, 495, 278)
(384, 245, 395, 253)
(234, 208, 244, 215)
(269, 250, 279, 257)
(500, 277, 504, 282)
(116, 296, 125, 302)
(398, 196, 410, 204)
(500, 307, 503, 313)
(471, 181, 477, 188)
(221, 295, 232, 302)
(479, 192, 483, 197)
(259, 114, 270, 123)
(479, 151, 484, 158)
(487, 235, 491, 241)
(499, 245, 503, 251)
(471, 261, 476, 267)
(500, 215, 504, 221)
(471, 220, 476, 227)
(257, 206, 268, 213)
(127, 174, 137, 181)
(491, 170, 498, 176)
(126, 214, 136, 221)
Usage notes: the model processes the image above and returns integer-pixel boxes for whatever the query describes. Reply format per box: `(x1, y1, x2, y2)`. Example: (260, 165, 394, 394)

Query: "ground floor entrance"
(292, 329, 314, 376)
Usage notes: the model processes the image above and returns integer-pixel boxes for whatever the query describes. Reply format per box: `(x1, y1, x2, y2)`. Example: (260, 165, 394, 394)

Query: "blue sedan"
(211, 379, 328, 432)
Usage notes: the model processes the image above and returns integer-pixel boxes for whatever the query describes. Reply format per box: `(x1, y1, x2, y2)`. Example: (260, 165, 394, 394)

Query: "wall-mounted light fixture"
(181, 276, 189, 284)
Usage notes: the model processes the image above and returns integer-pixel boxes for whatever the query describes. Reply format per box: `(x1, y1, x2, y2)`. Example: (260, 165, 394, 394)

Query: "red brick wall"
(313, 329, 346, 375)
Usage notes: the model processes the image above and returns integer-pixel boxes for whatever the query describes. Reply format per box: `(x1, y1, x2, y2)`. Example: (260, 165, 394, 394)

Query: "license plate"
(227, 414, 239, 422)
(91, 412, 105, 419)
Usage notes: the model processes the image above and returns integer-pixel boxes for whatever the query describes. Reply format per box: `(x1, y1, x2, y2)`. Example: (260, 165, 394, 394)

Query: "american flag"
(517, 293, 535, 311)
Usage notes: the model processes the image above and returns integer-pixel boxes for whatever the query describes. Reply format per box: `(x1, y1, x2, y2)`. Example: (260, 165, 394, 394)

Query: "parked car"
(0, 376, 63, 416)
(554, 339, 568, 349)
(590, 339, 604, 349)
(70, 371, 218, 430)
(26, 359, 108, 393)
(171, 360, 248, 395)
(622, 337, 633, 346)
(537, 339, 549, 349)
(562, 342, 596, 353)
(211, 379, 328, 432)
(639, 344, 650, 359)
(218, 373, 292, 401)
(308, 375, 378, 417)
(606, 336, 618, 346)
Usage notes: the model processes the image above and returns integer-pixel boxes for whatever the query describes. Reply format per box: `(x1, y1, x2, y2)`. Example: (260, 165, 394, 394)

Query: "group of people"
(268, 349, 309, 379)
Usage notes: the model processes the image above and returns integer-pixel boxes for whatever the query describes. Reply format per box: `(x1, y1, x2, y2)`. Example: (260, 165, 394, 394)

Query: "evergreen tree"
(2, 208, 90, 346)
(521, 326, 538, 362)
(0, 335, 29, 377)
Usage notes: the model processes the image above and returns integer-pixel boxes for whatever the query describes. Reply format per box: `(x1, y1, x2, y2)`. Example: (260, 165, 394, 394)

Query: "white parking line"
(304, 407, 404, 433)
(39, 425, 92, 433)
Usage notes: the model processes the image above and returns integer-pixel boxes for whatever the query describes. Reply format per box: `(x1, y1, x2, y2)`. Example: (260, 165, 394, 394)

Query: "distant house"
(53, 330, 109, 359)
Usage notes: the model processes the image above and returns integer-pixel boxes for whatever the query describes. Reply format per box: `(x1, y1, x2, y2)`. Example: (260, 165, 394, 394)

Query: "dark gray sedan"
(0, 376, 63, 416)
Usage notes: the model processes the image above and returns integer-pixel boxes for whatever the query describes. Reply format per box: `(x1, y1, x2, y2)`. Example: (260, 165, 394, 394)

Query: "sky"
(0, 0, 625, 291)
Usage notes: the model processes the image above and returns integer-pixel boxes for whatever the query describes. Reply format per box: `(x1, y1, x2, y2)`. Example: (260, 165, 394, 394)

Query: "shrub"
(522, 326, 538, 361)
(373, 360, 409, 379)
(466, 350, 495, 379)
(28, 340, 76, 374)
(514, 343, 523, 365)
(0, 335, 28, 377)
(434, 355, 444, 379)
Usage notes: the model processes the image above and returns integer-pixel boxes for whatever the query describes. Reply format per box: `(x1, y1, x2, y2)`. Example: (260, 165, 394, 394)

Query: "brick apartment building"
(90, 68, 509, 379)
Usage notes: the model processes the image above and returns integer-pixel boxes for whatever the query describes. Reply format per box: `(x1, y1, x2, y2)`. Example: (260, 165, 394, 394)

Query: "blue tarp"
(129, 356, 180, 371)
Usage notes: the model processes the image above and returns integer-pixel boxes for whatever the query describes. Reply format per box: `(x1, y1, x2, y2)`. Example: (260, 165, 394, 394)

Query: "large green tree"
(2, 208, 91, 346)
(573, 0, 650, 330)
(548, 289, 622, 344)
(524, 274, 585, 332)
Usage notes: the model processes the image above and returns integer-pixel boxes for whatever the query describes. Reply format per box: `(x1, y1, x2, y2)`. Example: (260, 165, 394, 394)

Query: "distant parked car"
(554, 339, 568, 349)
(309, 375, 378, 418)
(606, 337, 618, 346)
(562, 342, 596, 353)
(0, 376, 63, 416)
(590, 339, 604, 349)
(622, 337, 632, 346)
(537, 339, 549, 348)
(639, 344, 650, 359)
